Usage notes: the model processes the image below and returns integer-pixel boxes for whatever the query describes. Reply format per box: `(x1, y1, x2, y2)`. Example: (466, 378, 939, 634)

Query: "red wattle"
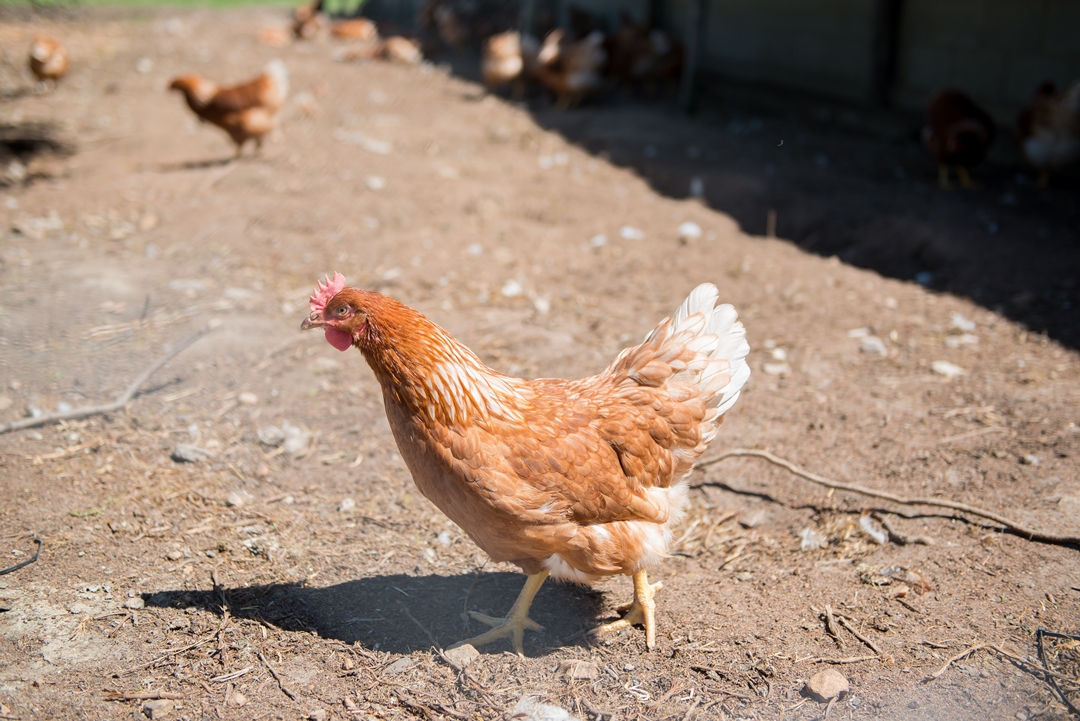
(325, 327, 352, 352)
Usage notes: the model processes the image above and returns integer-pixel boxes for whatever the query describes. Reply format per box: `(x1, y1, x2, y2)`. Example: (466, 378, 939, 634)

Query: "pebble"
(619, 226, 645, 241)
(501, 280, 523, 298)
(762, 362, 790, 376)
(436, 531, 452, 546)
(165, 550, 184, 561)
(557, 659, 598, 680)
(443, 643, 479, 669)
(859, 336, 887, 355)
(589, 234, 608, 248)
(846, 327, 870, 338)
(770, 347, 788, 361)
(308, 711, 328, 721)
(142, 699, 173, 719)
(1020, 455, 1039, 466)
(383, 657, 416, 675)
(238, 392, 258, 405)
(365, 176, 387, 191)
(338, 498, 356, 512)
(739, 508, 767, 528)
(950, 311, 976, 332)
(225, 492, 245, 508)
(931, 360, 966, 379)
(945, 334, 979, 348)
(229, 691, 247, 707)
(804, 669, 849, 702)
(677, 221, 702, 243)
(123, 596, 145, 609)
(68, 603, 92, 614)
(171, 444, 212, 463)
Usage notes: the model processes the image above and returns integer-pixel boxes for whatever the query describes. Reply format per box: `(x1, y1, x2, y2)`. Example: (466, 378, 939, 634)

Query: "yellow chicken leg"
(451, 571, 548, 656)
(592, 570, 663, 650)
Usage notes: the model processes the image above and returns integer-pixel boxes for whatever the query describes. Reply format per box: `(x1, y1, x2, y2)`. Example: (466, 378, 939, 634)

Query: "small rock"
(739, 508, 767, 528)
(124, 596, 145, 610)
(338, 498, 356, 512)
(734, 572, 754, 582)
(846, 327, 870, 338)
(238, 392, 258, 405)
(68, 603, 92, 614)
(770, 347, 788, 361)
(557, 659, 598, 680)
(308, 711, 328, 721)
(165, 550, 184, 561)
(365, 176, 387, 191)
(860, 336, 887, 355)
(1020, 455, 1039, 466)
(677, 221, 702, 244)
(443, 644, 479, 669)
(436, 531, 452, 546)
(142, 699, 173, 719)
(229, 691, 247, 707)
(589, 234, 607, 248)
(225, 492, 245, 508)
(944, 333, 978, 348)
(804, 669, 849, 702)
(383, 657, 416, 675)
(931, 360, 966, 379)
(762, 362, 790, 376)
(258, 426, 286, 447)
(950, 311, 976, 332)
(619, 225, 645, 241)
(171, 444, 212, 463)
(501, 280, 523, 298)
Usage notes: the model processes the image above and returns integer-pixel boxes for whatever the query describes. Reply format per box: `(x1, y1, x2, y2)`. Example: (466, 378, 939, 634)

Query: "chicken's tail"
(610, 283, 750, 473)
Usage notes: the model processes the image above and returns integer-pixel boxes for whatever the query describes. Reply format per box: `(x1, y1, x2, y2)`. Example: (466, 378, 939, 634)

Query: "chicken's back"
(923, 89, 995, 167)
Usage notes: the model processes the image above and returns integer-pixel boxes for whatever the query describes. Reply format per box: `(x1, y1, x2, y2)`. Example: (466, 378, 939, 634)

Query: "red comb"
(310, 272, 346, 314)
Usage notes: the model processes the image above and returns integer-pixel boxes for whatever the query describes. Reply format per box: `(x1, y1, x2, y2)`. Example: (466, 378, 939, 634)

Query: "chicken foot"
(592, 570, 662, 650)
(452, 570, 548, 656)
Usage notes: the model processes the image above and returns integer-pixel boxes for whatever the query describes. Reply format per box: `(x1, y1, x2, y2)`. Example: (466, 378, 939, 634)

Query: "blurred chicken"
(921, 89, 996, 190)
(169, 60, 289, 158)
(534, 29, 607, 110)
(335, 35, 423, 65)
(293, 0, 325, 40)
(481, 31, 538, 98)
(28, 35, 69, 90)
(606, 16, 682, 94)
(330, 17, 379, 41)
(1017, 80, 1080, 187)
(302, 274, 749, 654)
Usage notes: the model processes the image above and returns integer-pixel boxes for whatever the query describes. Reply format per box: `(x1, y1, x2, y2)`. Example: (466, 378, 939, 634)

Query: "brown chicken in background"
(1016, 80, 1080, 187)
(481, 30, 538, 97)
(28, 35, 69, 89)
(302, 274, 750, 654)
(330, 17, 378, 41)
(293, 0, 325, 40)
(338, 36, 423, 64)
(169, 60, 289, 158)
(921, 89, 996, 190)
(534, 28, 607, 110)
(606, 15, 683, 94)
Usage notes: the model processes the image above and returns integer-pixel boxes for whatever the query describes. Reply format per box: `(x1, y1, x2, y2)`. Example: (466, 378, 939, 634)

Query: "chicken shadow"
(144, 571, 604, 656)
(150, 157, 236, 172)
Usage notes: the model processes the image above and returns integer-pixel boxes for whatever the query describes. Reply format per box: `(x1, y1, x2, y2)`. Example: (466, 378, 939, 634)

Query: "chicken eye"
(336, 306, 349, 317)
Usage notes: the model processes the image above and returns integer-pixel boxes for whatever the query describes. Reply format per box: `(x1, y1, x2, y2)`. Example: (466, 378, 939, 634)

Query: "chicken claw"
(592, 570, 663, 650)
(451, 571, 548, 656)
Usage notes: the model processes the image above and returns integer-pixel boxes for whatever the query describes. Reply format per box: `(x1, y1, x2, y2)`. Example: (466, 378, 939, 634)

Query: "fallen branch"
(813, 656, 879, 665)
(257, 651, 297, 701)
(924, 643, 984, 682)
(0, 325, 212, 435)
(835, 616, 882, 656)
(0, 538, 41, 576)
(871, 512, 935, 546)
(695, 449, 1080, 546)
(1037, 629, 1080, 716)
(104, 690, 184, 701)
(116, 637, 213, 676)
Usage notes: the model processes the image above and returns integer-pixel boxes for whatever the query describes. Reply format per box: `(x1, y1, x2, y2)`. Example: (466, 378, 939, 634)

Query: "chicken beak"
(300, 313, 324, 331)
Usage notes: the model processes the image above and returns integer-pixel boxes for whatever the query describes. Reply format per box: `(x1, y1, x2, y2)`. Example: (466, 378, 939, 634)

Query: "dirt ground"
(1, 6, 1079, 721)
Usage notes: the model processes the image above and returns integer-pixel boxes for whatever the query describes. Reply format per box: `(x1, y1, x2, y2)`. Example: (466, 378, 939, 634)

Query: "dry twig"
(836, 616, 883, 656)
(924, 643, 985, 681)
(257, 651, 297, 701)
(822, 605, 843, 649)
(104, 690, 184, 701)
(696, 449, 1080, 546)
(0, 326, 212, 434)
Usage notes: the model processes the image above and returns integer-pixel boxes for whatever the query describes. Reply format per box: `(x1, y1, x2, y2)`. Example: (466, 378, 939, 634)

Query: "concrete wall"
(893, 0, 1080, 120)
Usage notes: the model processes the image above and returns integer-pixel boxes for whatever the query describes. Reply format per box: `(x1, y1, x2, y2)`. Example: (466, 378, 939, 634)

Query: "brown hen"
(921, 89, 996, 190)
(302, 274, 750, 654)
(28, 35, 69, 89)
(169, 61, 288, 158)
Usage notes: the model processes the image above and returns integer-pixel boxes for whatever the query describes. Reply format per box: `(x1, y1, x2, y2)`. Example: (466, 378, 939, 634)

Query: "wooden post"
(679, 0, 706, 113)
(870, 0, 904, 107)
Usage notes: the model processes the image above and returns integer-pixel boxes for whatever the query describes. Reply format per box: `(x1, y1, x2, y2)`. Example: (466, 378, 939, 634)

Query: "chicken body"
(481, 31, 538, 97)
(303, 274, 750, 653)
(331, 18, 379, 41)
(534, 29, 607, 110)
(28, 35, 69, 87)
(1017, 81, 1080, 186)
(169, 60, 288, 157)
(922, 89, 996, 189)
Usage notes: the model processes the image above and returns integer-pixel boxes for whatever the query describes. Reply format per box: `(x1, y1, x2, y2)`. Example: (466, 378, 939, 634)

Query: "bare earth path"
(0, 7, 1078, 720)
